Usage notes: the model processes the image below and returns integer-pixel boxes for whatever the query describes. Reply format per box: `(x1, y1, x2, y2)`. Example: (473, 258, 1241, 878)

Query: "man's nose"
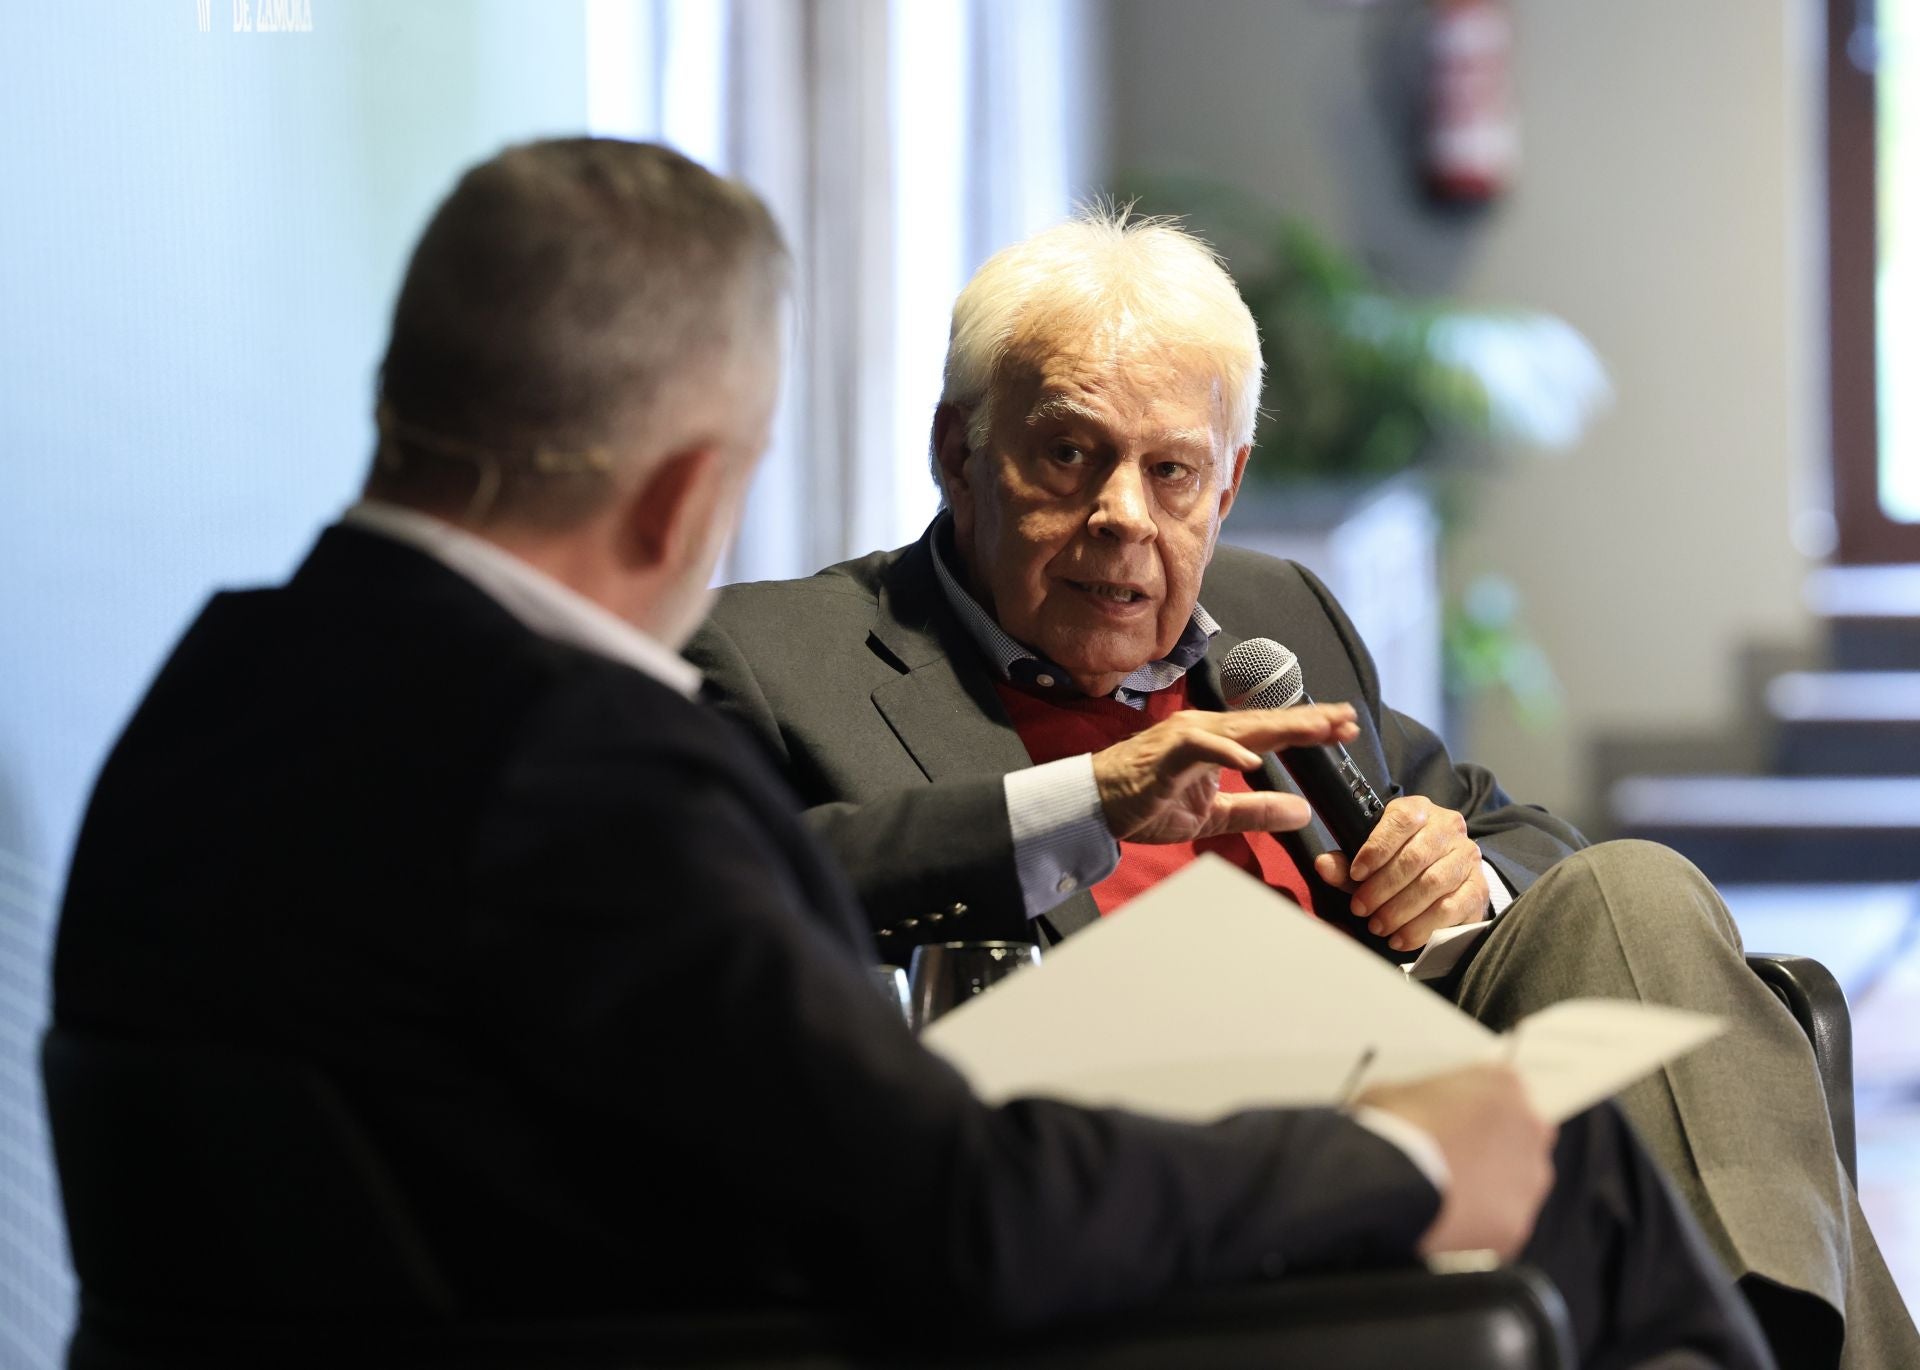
(1087, 462, 1155, 542)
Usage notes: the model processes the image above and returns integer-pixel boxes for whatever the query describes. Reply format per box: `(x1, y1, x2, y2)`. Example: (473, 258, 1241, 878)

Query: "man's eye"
(1152, 461, 1195, 482)
(1051, 443, 1088, 466)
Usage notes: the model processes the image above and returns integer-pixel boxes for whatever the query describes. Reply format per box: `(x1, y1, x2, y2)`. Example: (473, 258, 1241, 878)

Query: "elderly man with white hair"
(687, 210, 1919, 1370)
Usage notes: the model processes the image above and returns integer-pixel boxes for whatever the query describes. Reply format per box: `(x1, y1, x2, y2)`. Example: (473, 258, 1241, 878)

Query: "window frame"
(1829, 0, 1920, 561)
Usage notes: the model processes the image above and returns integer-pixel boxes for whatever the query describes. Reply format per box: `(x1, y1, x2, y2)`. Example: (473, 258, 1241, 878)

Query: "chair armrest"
(1746, 952, 1856, 1184)
(377, 1267, 1573, 1370)
(950, 1267, 1577, 1370)
(73, 1267, 1575, 1370)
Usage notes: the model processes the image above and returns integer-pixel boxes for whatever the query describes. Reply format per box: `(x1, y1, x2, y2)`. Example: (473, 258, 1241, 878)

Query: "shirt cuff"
(1482, 857, 1515, 917)
(1351, 1105, 1450, 1194)
(1003, 755, 1120, 918)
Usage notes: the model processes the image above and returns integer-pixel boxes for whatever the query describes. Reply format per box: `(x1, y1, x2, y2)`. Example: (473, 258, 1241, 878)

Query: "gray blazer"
(688, 526, 1586, 962)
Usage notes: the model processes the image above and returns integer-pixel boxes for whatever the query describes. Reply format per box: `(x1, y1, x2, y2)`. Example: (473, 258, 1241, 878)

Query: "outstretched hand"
(1092, 704, 1359, 844)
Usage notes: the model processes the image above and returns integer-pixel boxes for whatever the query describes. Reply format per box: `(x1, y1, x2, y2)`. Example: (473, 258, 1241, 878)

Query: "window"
(1829, 0, 1920, 560)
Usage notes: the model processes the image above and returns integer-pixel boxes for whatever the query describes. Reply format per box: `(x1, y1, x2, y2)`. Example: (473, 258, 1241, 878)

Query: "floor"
(1724, 883, 1920, 1317)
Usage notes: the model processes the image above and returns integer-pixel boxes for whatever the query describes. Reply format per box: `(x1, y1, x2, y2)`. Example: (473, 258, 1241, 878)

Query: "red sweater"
(993, 677, 1314, 917)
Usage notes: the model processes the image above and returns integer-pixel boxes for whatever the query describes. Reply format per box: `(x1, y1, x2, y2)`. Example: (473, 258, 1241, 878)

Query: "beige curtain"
(589, 0, 1097, 582)
(728, 0, 898, 581)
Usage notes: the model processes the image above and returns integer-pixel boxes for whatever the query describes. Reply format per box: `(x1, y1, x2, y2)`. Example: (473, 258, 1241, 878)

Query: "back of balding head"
(368, 139, 787, 529)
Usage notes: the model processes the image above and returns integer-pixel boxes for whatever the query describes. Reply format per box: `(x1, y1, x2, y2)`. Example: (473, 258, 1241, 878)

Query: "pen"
(1337, 1044, 1378, 1107)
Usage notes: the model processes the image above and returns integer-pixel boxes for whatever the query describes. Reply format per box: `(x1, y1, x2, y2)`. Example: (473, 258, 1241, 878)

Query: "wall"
(1104, 0, 1827, 829)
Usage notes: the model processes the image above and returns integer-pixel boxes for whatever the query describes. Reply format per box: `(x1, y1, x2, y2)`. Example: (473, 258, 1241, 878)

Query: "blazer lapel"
(868, 534, 1102, 943)
(868, 537, 1032, 784)
(871, 667, 1102, 944)
(870, 666, 1031, 785)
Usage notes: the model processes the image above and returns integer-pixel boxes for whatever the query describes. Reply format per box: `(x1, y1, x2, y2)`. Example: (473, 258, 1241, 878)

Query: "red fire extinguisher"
(1425, 0, 1517, 204)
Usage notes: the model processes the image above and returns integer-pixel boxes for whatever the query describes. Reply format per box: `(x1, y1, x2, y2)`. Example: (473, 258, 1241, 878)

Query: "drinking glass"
(868, 965, 912, 1027)
(907, 940, 1042, 1031)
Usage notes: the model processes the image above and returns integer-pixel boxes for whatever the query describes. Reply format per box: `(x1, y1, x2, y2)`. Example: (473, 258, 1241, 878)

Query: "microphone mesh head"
(1220, 638, 1304, 710)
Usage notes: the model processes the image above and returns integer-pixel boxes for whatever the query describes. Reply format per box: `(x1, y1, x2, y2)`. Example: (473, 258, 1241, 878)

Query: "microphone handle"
(1274, 742, 1386, 855)
(1228, 672, 1389, 856)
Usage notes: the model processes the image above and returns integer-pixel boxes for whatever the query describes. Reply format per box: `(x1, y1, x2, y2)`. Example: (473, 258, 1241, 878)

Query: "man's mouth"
(1069, 579, 1149, 604)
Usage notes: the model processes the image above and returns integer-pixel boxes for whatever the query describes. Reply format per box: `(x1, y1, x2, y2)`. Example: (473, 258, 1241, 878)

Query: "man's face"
(941, 327, 1249, 696)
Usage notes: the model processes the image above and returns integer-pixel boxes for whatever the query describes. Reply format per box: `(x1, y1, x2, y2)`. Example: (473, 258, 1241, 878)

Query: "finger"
(1367, 841, 1482, 937)
(1221, 704, 1359, 753)
(1350, 829, 1444, 921)
(1348, 817, 1437, 920)
(1199, 790, 1313, 837)
(1384, 876, 1489, 953)
(1160, 729, 1267, 778)
(1313, 850, 1356, 892)
(1356, 806, 1475, 919)
(1347, 796, 1430, 885)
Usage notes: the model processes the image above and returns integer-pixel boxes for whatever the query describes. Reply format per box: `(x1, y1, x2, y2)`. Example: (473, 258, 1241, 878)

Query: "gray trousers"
(1453, 840, 1919, 1370)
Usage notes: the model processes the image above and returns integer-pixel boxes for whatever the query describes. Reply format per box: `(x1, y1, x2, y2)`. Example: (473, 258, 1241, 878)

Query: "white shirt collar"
(340, 500, 702, 699)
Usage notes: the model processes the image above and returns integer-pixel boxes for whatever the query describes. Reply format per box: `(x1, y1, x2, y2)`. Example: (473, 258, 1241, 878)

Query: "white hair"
(934, 206, 1264, 479)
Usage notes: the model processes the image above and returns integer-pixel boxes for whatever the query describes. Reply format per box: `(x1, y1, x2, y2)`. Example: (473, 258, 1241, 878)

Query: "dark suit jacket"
(53, 524, 1438, 1330)
(686, 524, 1587, 959)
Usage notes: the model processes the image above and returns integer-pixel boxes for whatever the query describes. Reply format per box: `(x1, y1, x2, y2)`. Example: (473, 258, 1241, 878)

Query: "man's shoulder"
(710, 545, 903, 622)
(690, 536, 953, 712)
(697, 543, 929, 672)
(1200, 543, 1325, 616)
(525, 645, 755, 772)
(118, 531, 781, 856)
(160, 526, 722, 776)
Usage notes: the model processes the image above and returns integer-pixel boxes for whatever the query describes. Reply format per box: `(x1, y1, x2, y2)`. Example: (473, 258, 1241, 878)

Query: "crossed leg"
(1453, 840, 1919, 1370)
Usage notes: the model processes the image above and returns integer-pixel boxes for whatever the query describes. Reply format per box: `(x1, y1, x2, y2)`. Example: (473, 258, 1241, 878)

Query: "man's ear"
(1216, 444, 1253, 523)
(620, 445, 724, 572)
(931, 402, 985, 549)
(931, 404, 975, 503)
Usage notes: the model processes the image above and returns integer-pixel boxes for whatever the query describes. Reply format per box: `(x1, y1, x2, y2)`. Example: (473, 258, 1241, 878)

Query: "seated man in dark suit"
(686, 211, 1919, 1369)
(54, 138, 1768, 1366)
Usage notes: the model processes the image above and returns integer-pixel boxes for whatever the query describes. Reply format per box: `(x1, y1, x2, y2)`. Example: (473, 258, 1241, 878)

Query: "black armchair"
(1744, 952, 1856, 1183)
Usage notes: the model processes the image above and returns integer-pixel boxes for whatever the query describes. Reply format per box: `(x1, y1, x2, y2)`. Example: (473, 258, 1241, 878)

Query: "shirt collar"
(927, 514, 1218, 707)
(340, 500, 702, 699)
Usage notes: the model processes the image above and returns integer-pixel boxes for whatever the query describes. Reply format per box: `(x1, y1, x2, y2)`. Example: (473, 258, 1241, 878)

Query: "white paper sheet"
(921, 856, 1721, 1124)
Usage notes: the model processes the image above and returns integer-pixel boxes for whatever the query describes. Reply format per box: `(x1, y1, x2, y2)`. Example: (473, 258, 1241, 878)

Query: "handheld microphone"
(1219, 638, 1386, 855)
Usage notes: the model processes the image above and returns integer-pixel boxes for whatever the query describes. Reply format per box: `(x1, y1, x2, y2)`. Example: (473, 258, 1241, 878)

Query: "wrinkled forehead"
(996, 320, 1229, 453)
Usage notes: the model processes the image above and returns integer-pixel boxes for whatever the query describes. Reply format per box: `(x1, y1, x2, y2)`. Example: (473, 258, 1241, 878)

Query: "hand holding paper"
(1355, 1063, 1556, 1261)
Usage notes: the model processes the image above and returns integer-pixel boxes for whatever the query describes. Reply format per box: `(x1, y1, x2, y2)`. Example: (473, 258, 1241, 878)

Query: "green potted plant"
(1115, 177, 1609, 734)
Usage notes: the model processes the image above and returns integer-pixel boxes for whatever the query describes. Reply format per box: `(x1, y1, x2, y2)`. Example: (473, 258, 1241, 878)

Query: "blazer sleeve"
(462, 688, 1439, 1333)
(687, 612, 1033, 944)
(1292, 564, 1587, 899)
